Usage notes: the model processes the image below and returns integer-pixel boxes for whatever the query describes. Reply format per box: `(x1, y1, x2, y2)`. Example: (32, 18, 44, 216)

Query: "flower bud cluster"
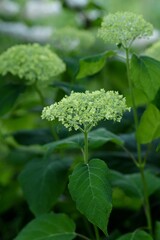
(42, 89, 130, 131)
(98, 12, 153, 48)
(0, 43, 66, 85)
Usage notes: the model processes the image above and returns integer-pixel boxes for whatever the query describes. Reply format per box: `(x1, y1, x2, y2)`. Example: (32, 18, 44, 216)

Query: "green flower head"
(42, 89, 130, 132)
(0, 43, 66, 85)
(98, 12, 153, 48)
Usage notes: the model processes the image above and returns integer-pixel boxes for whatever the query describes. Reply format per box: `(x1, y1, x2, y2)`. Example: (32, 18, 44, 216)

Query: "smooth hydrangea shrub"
(0, 43, 66, 85)
(98, 12, 154, 235)
(42, 89, 130, 132)
(98, 12, 153, 49)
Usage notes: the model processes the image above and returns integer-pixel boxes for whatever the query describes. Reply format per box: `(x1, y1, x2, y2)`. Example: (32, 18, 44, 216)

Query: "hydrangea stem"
(125, 48, 142, 164)
(94, 225, 100, 240)
(33, 82, 59, 140)
(125, 47, 153, 236)
(83, 130, 89, 164)
(82, 129, 100, 239)
(76, 233, 91, 240)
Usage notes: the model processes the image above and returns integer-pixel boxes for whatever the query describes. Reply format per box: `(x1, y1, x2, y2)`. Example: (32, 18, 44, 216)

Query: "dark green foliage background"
(0, 1, 160, 240)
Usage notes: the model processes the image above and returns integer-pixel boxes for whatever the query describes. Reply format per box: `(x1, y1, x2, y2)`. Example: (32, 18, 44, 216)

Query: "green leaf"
(110, 170, 160, 199)
(76, 50, 116, 79)
(45, 128, 123, 155)
(152, 88, 160, 110)
(155, 221, 160, 240)
(13, 129, 53, 145)
(19, 158, 70, 216)
(0, 183, 19, 214)
(116, 230, 153, 240)
(68, 159, 112, 235)
(125, 87, 148, 106)
(110, 171, 141, 199)
(14, 213, 76, 240)
(137, 104, 160, 144)
(156, 143, 160, 152)
(88, 128, 123, 148)
(0, 82, 25, 116)
(51, 81, 84, 94)
(131, 54, 160, 101)
(112, 188, 141, 210)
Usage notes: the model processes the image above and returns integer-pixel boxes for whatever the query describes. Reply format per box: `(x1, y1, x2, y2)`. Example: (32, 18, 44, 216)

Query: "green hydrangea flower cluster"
(51, 27, 95, 54)
(0, 43, 66, 85)
(42, 89, 130, 132)
(145, 41, 160, 61)
(98, 12, 153, 49)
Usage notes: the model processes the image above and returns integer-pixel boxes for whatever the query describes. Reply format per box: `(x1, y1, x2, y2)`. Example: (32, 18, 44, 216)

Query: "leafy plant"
(0, 7, 160, 240)
(98, 11, 158, 237)
(41, 89, 129, 237)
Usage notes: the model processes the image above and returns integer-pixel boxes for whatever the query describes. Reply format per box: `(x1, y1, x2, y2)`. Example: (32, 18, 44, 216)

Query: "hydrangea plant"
(0, 43, 66, 85)
(98, 11, 154, 235)
(98, 12, 153, 49)
(41, 89, 129, 235)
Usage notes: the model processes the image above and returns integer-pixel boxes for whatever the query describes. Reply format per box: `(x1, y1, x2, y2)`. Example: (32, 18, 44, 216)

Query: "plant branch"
(121, 145, 139, 166)
(83, 129, 89, 164)
(33, 82, 59, 140)
(125, 47, 153, 235)
(94, 225, 100, 240)
(139, 165, 153, 235)
(76, 233, 91, 240)
(125, 47, 142, 165)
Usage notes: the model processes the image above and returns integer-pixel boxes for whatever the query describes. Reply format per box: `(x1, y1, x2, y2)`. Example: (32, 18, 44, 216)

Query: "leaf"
(152, 88, 160, 110)
(0, 183, 19, 214)
(0, 82, 25, 116)
(110, 171, 141, 199)
(155, 221, 160, 240)
(131, 54, 160, 101)
(51, 81, 84, 94)
(116, 230, 153, 240)
(137, 104, 160, 144)
(14, 213, 76, 240)
(13, 129, 53, 145)
(156, 143, 160, 152)
(112, 188, 141, 210)
(63, 57, 80, 79)
(76, 50, 116, 79)
(19, 158, 71, 216)
(88, 128, 123, 148)
(68, 159, 112, 235)
(125, 87, 148, 106)
(45, 128, 123, 155)
(110, 170, 160, 199)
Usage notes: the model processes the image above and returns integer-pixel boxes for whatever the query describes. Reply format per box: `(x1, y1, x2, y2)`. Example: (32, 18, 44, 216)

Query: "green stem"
(82, 130, 101, 239)
(139, 165, 153, 235)
(76, 233, 91, 240)
(122, 145, 138, 166)
(33, 82, 59, 140)
(83, 218, 95, 240)
(94, 225, 100, 240)
(125, 47, 153, 235)
(34, 82, 45, 106)
(83, 130, 89, 164)
(125, 48, 141, 163)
